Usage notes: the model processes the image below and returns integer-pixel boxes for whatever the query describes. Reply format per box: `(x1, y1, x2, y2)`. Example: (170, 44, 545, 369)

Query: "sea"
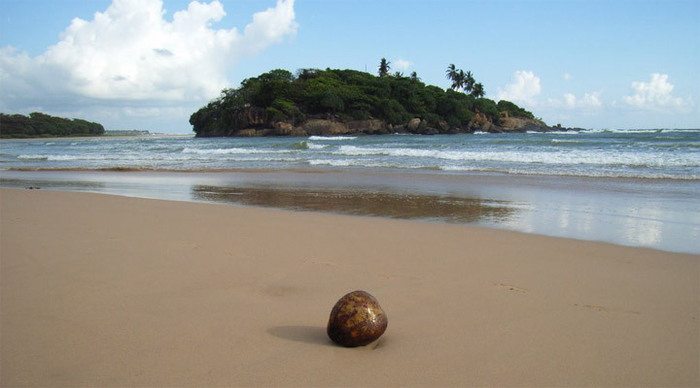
(1, 129, 699, 179)
(1, 129, 699, 254)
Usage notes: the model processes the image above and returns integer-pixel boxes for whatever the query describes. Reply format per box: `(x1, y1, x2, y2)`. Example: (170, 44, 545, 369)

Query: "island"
(0, 112, 105, 138)
(190, 61, 577, 137)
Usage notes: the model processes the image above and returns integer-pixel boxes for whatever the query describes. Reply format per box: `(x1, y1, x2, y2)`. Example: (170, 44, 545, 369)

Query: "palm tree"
(446, 64, 457, 79)
(471, 83, 485, 98)
(447, 64, 481, 94)
(445, 64, 461, 90)
(378, 58, 391, 77)
(464, 71, 475, 93)
(457, 70, 467, 91)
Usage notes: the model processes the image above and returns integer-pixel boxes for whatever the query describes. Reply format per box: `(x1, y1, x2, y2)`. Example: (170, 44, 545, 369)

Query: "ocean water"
(1, 129, 699, 179)
(1, 129, 699, 254)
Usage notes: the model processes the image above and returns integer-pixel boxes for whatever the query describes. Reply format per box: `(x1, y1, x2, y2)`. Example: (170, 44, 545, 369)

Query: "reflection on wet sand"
(0, 178, 105, 191)
(192, 185, 517, 223)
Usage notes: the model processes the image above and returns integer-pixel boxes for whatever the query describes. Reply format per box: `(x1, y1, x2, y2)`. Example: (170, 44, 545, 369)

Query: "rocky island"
(190, 61, 578, 137)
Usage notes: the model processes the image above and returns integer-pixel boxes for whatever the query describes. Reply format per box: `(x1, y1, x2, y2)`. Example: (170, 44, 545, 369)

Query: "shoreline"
(2, 168, 699, 254)
(1, 186, 693, 256)
(4, 164, 699, 182)
(1, 189, 698, 386)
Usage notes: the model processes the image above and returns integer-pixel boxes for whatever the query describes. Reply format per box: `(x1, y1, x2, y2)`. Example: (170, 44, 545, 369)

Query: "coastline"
(4, 164, 700, 181)
(2, 167, 699, 254)
(1, 188, 698, 386)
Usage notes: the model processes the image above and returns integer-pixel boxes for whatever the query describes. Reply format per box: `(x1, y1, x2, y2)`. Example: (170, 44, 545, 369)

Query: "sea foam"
(308, 136, 357, 141)
(182, 147, 290, 155)
(18, 154, 95, 161)
(333, 145, 698, 167)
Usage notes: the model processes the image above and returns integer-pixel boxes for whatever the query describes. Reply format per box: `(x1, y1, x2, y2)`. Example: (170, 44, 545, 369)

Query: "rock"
(392, 123, 407, 133)
(236, 128, 260, 137)
(499, 116, 547, 132)
(347, 119, 387, 134)
(470, 112, 490, 128)
(407, 118, 421, 131)
(469, 112, 505, 132)
(422, 126, 439, 135)
(327, 290, 388, 347)
(270, 121, 295, 135)
(303, 119, 350, 135)
(274, 121, 293, 131)
(289, 127, 308, 136)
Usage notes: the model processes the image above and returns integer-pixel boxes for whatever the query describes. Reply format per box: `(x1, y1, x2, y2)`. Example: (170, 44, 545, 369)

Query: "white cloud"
(392, 59, 412, 71)
(497, 70, 541, 105)
(563, 72, 572, 81)
(623, 73, 688, 110)
(560, 92, 602, 109)
(0, 0, 297, 131)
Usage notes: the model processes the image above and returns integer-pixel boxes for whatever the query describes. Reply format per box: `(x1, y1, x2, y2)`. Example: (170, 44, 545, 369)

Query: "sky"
(1, 0, 698, 133)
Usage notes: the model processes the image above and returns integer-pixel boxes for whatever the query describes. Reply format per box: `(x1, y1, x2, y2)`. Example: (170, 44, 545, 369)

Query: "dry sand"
(1, 188, 698, 386)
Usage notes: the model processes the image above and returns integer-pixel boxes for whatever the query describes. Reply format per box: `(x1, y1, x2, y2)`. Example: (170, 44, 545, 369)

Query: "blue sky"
(1, 0, 698, 133)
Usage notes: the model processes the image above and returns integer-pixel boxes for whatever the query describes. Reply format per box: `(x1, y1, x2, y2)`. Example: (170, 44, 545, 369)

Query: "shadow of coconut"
(267, 325, 334, 347)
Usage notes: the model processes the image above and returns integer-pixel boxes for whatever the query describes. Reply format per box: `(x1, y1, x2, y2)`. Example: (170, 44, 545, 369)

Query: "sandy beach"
(1, 188, 698, 386)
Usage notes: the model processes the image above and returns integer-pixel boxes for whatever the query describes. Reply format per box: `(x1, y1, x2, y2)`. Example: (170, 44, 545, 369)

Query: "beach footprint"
(573, 303, 641, 315)
(494, 282, 528, 294)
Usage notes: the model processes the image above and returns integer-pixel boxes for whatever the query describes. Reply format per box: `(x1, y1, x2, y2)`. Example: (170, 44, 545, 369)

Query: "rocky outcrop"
(236, 128, 259, 137)
(407, 118, 422, 131)
(195, 106, 576, 137)
(498, 116, 547, 132)
(302, 119, 352, 135)
(346, 119, 388, 134)
(244, 106, 267, 126)
(468, 112, 499, 132)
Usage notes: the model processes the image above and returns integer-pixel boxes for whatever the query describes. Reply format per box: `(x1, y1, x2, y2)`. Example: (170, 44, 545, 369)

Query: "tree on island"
(446, 64, 485, 98)
(446, 64, 462, 90)
(189, 59, 540, 137)
(463, 70, 475, 94)
(471, 82, 485, 98)
(0, 112, 105, 138)
(378, 58, 391, 77)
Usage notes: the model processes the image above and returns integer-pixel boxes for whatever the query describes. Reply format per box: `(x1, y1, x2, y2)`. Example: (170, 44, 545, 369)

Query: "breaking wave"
(308, 136, 357, 141)
(334, 145, 698, 167)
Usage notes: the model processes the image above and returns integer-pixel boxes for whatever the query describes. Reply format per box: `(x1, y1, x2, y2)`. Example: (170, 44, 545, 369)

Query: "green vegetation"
(378, 58, 391, 78)
(0, 112, 105, 138)
(190, 60, 538, 137)
(497, 100, 535, 120)
(445, 64, 484, 98)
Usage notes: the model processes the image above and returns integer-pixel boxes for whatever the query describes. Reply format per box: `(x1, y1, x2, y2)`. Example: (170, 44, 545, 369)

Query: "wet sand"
(2, 168, 699, 253)
(191, 185, 516, 223)
(1, 188, 698, 386)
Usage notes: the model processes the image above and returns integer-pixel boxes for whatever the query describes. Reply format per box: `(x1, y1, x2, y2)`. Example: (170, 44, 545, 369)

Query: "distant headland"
(190, 60, 581, 137)
(0, 112, 105, 138)
(0, 112, 156, 139)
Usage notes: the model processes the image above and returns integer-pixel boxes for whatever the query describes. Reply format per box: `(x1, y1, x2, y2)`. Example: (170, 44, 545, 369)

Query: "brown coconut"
(327, 290, 388, 347)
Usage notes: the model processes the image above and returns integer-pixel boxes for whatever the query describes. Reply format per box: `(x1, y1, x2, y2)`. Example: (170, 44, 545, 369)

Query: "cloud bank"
(623, 73, 689, 111)
(558, 92, 602, 110)
(0, 0, 297, 131)
(497, 70, 603, 111)
(497, 70, 541, 105)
